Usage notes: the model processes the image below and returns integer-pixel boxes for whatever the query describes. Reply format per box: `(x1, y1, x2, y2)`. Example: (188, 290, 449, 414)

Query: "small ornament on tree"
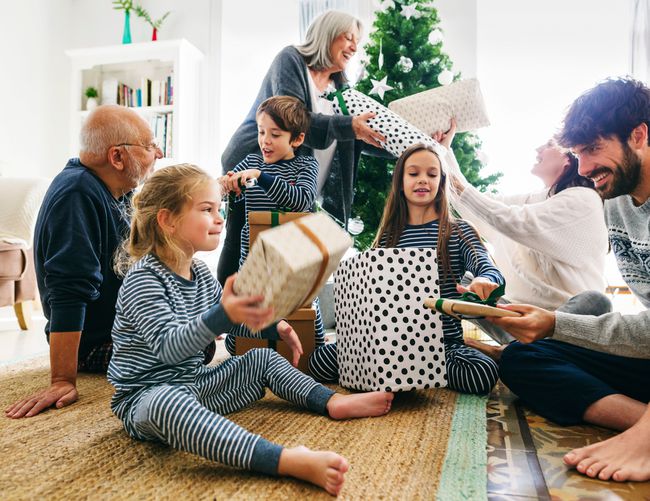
(134, 5, 171, 41)
(397, 56, 413, 73)
(378, 38, 384, 70)
(379, 0, 396, 12)
(347, 217, 365, 236)
(438, 69, 454, 86)
(369, 76, 394, 100)
(428, 29, 443, 45)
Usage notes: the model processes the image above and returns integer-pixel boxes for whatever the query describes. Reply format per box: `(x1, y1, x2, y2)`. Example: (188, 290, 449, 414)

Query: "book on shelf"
(98, 74, 173, 109)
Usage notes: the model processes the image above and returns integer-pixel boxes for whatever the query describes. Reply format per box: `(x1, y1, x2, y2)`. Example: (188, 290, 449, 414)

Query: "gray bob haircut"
(79, 105, 143, 156)
(295, 10, 362, 71)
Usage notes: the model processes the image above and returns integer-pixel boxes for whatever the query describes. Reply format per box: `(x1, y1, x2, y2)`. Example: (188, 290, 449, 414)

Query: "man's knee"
(499, 342, 538, 386)
(559, 290, 612, 316)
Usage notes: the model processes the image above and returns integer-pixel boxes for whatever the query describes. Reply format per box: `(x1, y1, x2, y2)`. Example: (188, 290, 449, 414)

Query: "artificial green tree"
(352, 0, 501, 249)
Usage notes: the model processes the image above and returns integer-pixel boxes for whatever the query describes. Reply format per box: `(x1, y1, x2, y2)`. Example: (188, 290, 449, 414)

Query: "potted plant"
(113, 0, 133, 44)
(85, 87, 99, 111)
(134, 5, 171, 41)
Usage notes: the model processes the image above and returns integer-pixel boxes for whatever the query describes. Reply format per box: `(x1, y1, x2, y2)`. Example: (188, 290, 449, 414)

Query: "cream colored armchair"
(0, 177, 49, 329)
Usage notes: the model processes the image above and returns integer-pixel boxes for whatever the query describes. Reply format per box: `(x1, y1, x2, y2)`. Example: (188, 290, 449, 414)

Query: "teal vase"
(122, 11, 132, 44)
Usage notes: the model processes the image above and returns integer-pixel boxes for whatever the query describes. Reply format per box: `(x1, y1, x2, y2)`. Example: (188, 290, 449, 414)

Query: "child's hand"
(224, 169, 261, 196)
(222, 275, 274, 331)
(217, 173, 233, 193)
(456, 277, 500, 301)
(277, 320, 303, 368)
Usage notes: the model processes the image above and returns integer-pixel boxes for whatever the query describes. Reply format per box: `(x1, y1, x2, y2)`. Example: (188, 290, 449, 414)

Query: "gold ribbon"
(294, 219, 329, 308)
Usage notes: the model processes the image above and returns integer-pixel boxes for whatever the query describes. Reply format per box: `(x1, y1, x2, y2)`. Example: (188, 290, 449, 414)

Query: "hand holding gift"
(351, 111, 386, 148)
(328, 88, 445, 157)
(221, 274, 274, 331)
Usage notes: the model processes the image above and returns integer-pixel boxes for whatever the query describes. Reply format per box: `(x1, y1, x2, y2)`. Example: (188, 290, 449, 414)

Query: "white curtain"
(631, 0, 650, 82)
(299, 0, 359, 40)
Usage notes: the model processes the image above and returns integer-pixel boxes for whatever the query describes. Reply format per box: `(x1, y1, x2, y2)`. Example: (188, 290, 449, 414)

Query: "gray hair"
(295, 10, 362, 71)
(79, 105, 143, 156)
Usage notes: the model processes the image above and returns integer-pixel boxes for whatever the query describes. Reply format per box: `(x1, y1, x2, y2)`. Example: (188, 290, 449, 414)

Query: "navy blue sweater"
(34, 159, 131, 353)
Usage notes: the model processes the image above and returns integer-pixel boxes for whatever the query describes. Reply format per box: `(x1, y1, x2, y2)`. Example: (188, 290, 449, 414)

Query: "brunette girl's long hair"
(372, 143, 466, 280)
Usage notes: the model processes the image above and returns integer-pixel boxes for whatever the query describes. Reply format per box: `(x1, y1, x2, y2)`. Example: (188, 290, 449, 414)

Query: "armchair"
(0, 177, 49, 329)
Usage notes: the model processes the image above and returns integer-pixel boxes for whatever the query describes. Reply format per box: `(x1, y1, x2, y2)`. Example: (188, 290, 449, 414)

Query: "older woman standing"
(218, 10, 386, 283)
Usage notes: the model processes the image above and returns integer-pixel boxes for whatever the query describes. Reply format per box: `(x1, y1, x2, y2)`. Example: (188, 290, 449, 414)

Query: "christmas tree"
(352, 0, 501, 249)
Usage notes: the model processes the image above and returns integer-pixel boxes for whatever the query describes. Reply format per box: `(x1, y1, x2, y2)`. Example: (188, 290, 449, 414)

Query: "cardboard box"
(234, 307, 316, 374)
(234, 212, 352, 326)
(248, 211, 309, 247)
(335, 248, 447, 392)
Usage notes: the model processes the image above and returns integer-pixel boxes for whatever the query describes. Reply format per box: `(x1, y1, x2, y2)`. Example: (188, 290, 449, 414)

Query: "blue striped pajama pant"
(119, 348, 334, 475)
(309, 341, 498, 395)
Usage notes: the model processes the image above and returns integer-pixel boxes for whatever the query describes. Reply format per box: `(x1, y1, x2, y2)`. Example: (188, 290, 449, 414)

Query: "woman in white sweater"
(437, 124, 610, 347)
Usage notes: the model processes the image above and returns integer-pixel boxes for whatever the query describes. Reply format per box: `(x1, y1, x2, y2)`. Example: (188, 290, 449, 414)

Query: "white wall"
(218, 0, 301, 170)
(436, 0, 477, 78)
(0, 0, 72, 178)
(477, 0, 633, 193)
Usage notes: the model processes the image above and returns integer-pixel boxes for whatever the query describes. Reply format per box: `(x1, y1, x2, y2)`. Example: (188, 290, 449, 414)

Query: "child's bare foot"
(278, 446, 349, 495)
(464, 337, 506, 362)
(326, 392, 393, 419)
(563, 421, 650, 481)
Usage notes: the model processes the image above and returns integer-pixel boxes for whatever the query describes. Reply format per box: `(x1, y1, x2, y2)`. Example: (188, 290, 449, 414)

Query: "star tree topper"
(369, 76, 394, 100)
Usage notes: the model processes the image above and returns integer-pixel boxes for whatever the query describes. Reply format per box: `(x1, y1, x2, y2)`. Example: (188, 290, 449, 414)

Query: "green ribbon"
(459, 283, 506, 307)
(326, 90, 349, 116)
(270, 208, 292, 227)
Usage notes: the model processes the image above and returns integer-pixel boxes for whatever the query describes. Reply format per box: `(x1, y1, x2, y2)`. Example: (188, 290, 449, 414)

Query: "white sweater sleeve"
(456, 185, 605, 267)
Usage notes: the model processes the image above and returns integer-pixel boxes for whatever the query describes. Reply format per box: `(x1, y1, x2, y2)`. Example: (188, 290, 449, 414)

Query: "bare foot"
(326, 392, 393, 420)
(563, 422, 650, 481)
(464, 337, 506, 362)
(278, 446, 349, 495)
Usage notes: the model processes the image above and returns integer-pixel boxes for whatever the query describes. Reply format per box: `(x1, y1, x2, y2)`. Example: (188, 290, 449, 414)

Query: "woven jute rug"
(0, 353, 487, 500)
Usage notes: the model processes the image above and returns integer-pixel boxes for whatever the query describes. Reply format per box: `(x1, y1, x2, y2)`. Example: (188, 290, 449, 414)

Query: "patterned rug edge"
(437, 393, 488, 500)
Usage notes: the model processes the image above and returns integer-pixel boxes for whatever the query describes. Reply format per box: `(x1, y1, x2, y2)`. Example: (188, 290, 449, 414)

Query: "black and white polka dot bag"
(329, 89, 446, 158)
(334, 248, 447, 392)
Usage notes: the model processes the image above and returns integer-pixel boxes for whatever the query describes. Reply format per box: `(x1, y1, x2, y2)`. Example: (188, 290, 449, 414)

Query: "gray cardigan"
(221, 46, 363, 224)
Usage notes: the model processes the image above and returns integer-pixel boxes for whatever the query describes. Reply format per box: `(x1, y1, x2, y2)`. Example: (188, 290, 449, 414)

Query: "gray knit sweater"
(554, 195, 650, 358)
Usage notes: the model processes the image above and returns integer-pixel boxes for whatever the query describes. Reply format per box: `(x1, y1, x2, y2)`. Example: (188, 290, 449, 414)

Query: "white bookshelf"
(66, 39, 203, 167)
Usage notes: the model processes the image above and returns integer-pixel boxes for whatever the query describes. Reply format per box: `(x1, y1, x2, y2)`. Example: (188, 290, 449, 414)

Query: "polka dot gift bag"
(328, 89, 445, 158)
(334, 248, 447, 392)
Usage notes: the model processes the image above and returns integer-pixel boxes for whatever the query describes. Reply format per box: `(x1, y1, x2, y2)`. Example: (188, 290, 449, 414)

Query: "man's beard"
(592, 143, 641, 199)
(125, 155, 153, 189)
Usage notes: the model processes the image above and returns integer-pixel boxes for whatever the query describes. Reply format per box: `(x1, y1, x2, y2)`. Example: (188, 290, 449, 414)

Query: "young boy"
(219, 96, 322, 356)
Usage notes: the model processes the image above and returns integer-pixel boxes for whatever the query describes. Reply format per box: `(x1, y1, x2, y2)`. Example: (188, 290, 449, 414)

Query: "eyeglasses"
(115, 139, 161, 152)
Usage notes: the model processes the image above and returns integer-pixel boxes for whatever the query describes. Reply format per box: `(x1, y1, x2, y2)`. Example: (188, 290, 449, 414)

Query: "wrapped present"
(234, 307, 316, 374)
(335, 248, 447, 392)
(248, 211, 310, 247)
(388, 78, 490, 134)
(329, 89, 445, 158)
(424, 297, 521, 320)
(234, 212, 352, 327)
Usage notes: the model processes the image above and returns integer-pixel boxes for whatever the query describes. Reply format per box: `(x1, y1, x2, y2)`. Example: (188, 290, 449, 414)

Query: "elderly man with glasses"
(6, 105, 163, 419)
